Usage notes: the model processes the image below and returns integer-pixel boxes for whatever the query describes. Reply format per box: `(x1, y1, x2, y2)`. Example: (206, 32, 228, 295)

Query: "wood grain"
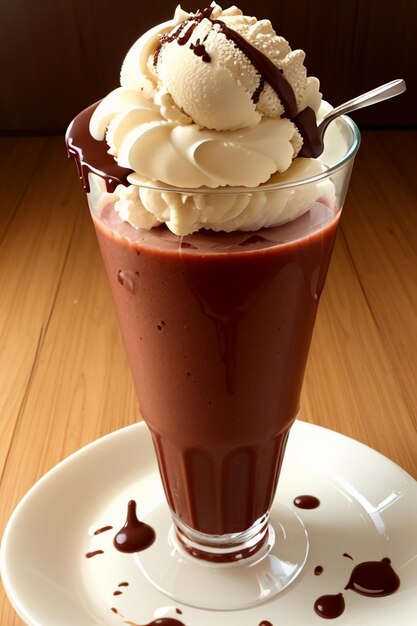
(0, 131, 416, 624)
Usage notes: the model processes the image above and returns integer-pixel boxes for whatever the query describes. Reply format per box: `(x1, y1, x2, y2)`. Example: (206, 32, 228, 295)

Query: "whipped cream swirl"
(88, 3, 338, 235)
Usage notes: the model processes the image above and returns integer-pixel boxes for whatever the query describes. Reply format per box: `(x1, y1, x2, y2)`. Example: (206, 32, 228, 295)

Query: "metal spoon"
(299, 79, 406, 157)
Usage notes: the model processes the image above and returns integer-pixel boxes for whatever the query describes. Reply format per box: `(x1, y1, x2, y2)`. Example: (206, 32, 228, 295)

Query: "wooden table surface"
(0, 131, 416, 624)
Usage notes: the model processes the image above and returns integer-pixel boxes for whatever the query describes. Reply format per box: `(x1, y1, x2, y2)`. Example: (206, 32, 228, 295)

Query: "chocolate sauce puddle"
(293, 494, 320, 509)
(113, 500, 156, 553)
(314, 557, 400, 619)
(314, 565, 324, 575)
(314, 593, 345, 619)
(259, 621, 274, 626)
(344, 557, 400, 597)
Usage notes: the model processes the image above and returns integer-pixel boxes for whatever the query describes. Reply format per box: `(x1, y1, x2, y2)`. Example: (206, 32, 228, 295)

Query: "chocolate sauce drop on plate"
(125, 615, 185, 626)
(85, 549, 104, 558)
(109, 604, 185, 625)
(113, 500, 156, 553)
(345, 557, 400, 597)
(314, 593, 345, 619)
(259, 621, 274, 626)
(314, 565, 324, 576)
(343, 552, 353, 560)
(143, 617, 185, 626)
(293, 495, 320, 509)
(93, 525, 113, 535)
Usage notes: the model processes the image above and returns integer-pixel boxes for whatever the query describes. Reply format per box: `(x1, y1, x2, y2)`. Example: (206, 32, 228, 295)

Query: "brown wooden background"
(0, 0, 415, 133)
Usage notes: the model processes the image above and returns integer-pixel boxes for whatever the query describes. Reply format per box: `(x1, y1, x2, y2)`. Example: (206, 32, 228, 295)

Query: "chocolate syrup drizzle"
(211, 17, 297, 119)
(67, 6, 323, 190)
(154, 5, 321, 155)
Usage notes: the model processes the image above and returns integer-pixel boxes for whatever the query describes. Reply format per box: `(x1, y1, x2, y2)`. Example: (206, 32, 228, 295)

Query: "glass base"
(172, 510, 271, 563)
(135, 502, 309, 610)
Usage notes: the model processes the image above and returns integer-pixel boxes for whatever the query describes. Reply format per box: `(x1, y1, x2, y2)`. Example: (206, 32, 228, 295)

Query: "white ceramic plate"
(1, 420, 417, 625)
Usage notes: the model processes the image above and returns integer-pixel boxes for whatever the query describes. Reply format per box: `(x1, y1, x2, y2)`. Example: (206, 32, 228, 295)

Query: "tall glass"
(85, 115, 360, 609)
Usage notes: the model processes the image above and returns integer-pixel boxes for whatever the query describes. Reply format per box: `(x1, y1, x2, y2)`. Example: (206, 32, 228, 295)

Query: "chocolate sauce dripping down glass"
(113, 500, 156, 553)
(65, 103, 132, 193)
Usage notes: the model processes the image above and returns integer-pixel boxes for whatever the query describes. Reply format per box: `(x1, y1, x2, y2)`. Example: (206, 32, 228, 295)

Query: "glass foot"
(135, 502, 309, 610)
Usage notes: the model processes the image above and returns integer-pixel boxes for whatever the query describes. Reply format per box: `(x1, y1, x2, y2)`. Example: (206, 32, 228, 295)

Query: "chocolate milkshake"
(66, 3, 360, 565)
(92, 197, 339, 537)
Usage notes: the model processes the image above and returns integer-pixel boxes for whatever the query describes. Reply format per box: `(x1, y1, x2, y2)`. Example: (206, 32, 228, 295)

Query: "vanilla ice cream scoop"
(154, 5, 320, 132)
(90, 3, 324, 190)
(86, 3, 341, 234)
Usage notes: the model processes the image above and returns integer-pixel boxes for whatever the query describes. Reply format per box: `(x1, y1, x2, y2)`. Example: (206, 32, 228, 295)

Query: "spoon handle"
(320, 79, 406, 128)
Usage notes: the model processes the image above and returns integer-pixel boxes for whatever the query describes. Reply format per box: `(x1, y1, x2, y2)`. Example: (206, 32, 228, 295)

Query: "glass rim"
(128, 115, 361, 195)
